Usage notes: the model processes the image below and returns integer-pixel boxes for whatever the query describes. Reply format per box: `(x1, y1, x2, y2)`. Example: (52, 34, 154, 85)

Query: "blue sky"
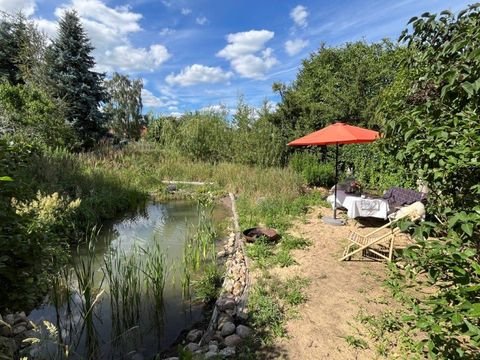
(0, 0, 472, 115)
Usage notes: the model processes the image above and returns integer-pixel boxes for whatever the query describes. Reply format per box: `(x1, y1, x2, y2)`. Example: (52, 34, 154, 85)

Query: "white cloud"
(199, 104, 230, 115)
(217, 30, 277, 79)
(285, 38, 309, 56)
(101, 44, 170, 72)
(35, 18, 58, 39)
(181, 8, 191, 15)
(142, 89, 178, 108)
(166, 64, 232, 86)
(217, 30, 274, 59)
(33, 0, 171, 73)
(196, 16, 208, 25)
(159, 27, 175, 36)
(0, 0, 36, 17)
(290, 5, 308, 28)
(168, 112, 183, 118)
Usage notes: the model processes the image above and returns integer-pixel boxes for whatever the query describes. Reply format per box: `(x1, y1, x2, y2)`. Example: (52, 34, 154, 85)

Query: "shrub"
(289, 152, 335, 186)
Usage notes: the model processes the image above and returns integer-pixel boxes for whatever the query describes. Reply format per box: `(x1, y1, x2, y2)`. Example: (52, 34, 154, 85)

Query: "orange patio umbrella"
(288, 122, 380, 224)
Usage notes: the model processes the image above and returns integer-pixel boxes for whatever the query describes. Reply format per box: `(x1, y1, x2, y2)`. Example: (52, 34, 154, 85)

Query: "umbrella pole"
(333, 142, 339, 219)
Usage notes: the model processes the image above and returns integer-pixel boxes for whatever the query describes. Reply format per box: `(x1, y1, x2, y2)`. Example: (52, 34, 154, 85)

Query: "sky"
(0, 0, 473, 115)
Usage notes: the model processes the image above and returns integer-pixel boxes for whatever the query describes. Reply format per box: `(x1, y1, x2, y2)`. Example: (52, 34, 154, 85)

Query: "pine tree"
(45, 10, 106, 148)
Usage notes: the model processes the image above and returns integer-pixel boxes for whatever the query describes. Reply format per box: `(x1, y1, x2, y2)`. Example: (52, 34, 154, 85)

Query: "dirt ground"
(269, 206, 401, 360)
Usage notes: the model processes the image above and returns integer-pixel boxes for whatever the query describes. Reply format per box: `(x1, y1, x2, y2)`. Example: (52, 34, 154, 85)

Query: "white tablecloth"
(327, 190, 389, 219)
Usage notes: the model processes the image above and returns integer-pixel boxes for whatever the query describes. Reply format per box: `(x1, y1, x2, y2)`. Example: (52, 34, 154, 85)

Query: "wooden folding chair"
(339, 210, 422, 262)
(340, 227, 401, 262)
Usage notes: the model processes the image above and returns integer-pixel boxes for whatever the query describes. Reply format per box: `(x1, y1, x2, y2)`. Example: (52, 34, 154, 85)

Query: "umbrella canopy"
(288, 122, 380, 224)
(288, 122, 379, 147)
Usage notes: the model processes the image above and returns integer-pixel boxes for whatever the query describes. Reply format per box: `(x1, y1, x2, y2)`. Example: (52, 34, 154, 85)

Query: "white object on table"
(327, 190, 390, 219)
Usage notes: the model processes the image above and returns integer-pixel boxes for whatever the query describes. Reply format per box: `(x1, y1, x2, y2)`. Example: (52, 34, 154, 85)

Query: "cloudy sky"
(0, 0, 472, 115)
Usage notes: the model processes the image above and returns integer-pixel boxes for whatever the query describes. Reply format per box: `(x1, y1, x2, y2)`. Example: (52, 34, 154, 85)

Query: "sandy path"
(270, 206, 395, 360)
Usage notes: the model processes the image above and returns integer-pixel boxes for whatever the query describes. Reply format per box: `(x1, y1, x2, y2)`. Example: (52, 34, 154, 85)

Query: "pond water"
(29, 200, 228, 359)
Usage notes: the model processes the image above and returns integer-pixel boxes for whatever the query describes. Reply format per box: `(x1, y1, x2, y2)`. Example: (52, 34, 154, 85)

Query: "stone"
(204, 351, 218, 359)
(165, 184, 177, 193)
(185, 342, 200, 353)
(217, 250, 226, 258)
(220, 322, 235, 337)
(217, 298, 235, 312)
(0, 336, 16, 358)
(4, 315, 14, 326)
(219, 346, 236, 357)
(235, 325, 252, 339)
(208, 344, 218, 353)
(186, 329, 203, 343)
(233, 282, 243, 296)
(0, 320, 12, 337)
(217, 313, 234, 330)
(12, 324, 27, 336)
(224, 334, 242, 347)
(225, 309, 235, 317)
(130, 352, 144, 360)
(14, 312, 28, 325)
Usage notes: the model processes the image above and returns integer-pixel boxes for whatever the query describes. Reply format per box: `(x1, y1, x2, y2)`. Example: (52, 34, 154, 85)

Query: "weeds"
(344, 335, 369, 349)
(275, 276, 310, 306)
(274, 250, 296, 267)
(280, 235, 311, 251)
(193, 263, 222, 303)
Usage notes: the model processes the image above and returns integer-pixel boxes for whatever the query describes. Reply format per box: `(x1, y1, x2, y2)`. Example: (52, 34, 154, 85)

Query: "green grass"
(344, 335, 369, 350)
(274, 249, 297, 267)
(192, 263, 222, 303)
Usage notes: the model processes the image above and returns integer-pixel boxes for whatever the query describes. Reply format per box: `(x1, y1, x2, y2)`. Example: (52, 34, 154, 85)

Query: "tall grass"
(181, 203, 219, 300)
(103, 244, 143, 334)
(143, 241, 167, 312)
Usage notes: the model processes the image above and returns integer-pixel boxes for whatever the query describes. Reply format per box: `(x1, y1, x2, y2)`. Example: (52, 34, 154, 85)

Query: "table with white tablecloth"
(326, 190, 390, 219)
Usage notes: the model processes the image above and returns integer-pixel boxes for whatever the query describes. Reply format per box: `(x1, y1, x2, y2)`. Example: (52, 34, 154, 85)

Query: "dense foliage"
(378, 5, 480, 358)
(147, 100, 287, 167)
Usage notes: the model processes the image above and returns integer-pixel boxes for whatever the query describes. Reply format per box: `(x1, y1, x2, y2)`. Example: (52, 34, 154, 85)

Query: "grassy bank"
(1, 141, 306, 311)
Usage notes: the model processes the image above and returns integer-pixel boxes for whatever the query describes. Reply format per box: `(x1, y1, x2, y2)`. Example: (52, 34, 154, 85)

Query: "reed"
(70, 227, 104, 357)
(181, 203, 219, 299)
(103, 244, 143, 334)
(143, 240, 167, 312)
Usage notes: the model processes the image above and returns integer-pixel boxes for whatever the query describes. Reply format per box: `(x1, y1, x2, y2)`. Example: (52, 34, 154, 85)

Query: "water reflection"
(29, 201, 221, 359)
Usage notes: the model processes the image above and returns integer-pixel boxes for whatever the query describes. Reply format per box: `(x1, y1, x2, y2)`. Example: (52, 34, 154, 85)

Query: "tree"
(272, 41, 401, 137)
(104, 72, 143, 139)
(45, 10, 106, 149)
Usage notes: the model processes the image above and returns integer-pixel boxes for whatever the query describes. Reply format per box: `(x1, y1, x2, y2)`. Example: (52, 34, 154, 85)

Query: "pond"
(28, 200, 228, 359)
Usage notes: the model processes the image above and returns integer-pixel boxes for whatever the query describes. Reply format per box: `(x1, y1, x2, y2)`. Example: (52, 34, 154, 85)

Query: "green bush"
(289, 152, 335, 186)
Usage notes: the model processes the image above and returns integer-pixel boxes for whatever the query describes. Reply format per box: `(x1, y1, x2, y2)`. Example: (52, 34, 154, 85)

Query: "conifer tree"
(45, 10, 106, 148)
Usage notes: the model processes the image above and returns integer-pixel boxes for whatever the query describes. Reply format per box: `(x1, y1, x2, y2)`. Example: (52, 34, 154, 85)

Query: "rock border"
(177, 193, 252, 359)
(0, 311, 39, 359)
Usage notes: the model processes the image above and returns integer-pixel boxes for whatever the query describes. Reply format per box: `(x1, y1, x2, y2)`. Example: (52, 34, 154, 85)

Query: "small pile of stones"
(176, 298, 252, 359)
(0, 312, 39, 359)
(169, 230, 252, 359)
